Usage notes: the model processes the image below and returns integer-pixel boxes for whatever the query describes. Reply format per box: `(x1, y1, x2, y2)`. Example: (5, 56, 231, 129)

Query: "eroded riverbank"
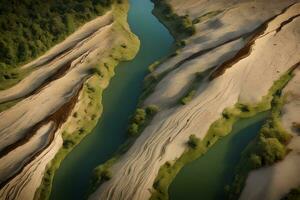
(50, 0, 174, 199)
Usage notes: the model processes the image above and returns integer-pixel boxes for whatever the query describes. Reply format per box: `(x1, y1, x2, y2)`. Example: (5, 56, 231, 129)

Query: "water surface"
(169, 112, 269, 200)
(50, 0, 174, 199)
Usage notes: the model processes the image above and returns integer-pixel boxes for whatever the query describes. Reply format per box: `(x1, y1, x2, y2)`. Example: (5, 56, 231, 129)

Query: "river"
(169, 112, 269, 200)
(50, 1, 269, 199)
(50, 0, 174, 199)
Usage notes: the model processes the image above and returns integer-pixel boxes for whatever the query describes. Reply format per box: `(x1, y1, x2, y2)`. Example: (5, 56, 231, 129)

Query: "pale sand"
(153, 0, 297, 76)
(0, 127, 63, 200)
(90, 3, 300, 200)
(0, 122, 55, 183)
(144, 38, 245, 109)
(0, 3, 139, 199)
(240, 68, 300, 200)
(0, 21, 118, 152)
(0, 12, 113, 104)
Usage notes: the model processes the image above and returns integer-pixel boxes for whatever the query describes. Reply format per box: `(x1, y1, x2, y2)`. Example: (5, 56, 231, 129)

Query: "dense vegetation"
(128, 105, 159, 136)
(152, 0, 195, 40)
(0, 0, 119, 69)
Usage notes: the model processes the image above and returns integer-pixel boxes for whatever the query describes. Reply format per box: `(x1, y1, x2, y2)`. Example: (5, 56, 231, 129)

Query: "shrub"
(128, 106, 159, 136)
(132, 108, 146, 124)
(146, 105, 159, 115)
(249, 154, 262, 168)
(181, 90, 196, 105)
(259, 137, 286, 165)
(187, 135, 199, 149)
(128, 123, 139, 136)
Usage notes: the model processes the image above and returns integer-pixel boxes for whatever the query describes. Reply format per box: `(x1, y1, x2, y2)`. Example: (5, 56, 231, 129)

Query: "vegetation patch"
(151, 0, 195, 41)
(227, 94, 291, 200)
(282, 187, 300, 200)
(149, 69, 294, 200)
(128, 105, 159, 136)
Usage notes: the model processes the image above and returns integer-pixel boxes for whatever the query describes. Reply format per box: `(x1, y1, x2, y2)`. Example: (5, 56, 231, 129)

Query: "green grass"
(149, 69, 295, 200)
(33, 2, 140, 199)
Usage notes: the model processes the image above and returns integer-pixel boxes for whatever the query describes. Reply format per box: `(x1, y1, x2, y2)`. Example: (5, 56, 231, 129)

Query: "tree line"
(0, 0, 118, 69)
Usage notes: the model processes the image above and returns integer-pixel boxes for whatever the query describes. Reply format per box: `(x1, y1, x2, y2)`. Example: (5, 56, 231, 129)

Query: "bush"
(181, 90, 196, 105)
(187, 135, 199, 149)
(259, 137, 286, 165)
(128, 106, 159, 136)
(128, 123, 139, 136)
(249, 154, 262, 168)
(145, 105, 159, 115)
(132, 108, 146, 124)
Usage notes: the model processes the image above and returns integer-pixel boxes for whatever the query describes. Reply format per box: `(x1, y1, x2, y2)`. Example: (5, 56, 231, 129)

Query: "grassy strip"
(151, 0, 195, 42)
(149, 70, 294, 200)
(33, 2, 140, 199)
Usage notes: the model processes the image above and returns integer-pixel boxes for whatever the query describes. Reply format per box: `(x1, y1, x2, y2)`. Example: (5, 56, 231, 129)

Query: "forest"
(0, 0, 118, 69)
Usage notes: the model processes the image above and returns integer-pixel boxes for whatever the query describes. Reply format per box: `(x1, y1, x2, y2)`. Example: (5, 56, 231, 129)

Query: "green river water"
(170, 112, 269, 200)
(50, 0, 174, 199)
(50, 0, 269, 199)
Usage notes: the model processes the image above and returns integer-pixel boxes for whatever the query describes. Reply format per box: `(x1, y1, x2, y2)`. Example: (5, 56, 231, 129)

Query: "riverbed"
(50, 0, 174, 199)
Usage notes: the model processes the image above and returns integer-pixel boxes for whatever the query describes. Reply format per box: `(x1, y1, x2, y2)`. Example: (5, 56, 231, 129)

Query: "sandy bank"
(90, 2, 300, 200)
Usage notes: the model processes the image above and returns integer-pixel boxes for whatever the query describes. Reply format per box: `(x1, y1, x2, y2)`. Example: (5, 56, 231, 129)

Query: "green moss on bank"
(151, 0, 195, 41)
(149, 70, 294, 200)
(33, 2, 139, 199)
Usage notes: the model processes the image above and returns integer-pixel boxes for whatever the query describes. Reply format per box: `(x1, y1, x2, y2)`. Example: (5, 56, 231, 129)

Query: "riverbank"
(88, 1, 300, 200)
(34, 2, 140, 199)
(0, 1, 140, 199)
(49, 0, 174, 199)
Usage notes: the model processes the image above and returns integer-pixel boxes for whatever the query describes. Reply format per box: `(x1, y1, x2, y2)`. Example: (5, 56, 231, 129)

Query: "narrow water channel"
(169, 112, 269, 200)
(50, 0, 174, 199)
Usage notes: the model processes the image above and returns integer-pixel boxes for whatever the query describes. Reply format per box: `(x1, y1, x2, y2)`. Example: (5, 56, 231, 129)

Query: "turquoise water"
(50, 0, 174, 199)
(169, 112, 269, 200)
